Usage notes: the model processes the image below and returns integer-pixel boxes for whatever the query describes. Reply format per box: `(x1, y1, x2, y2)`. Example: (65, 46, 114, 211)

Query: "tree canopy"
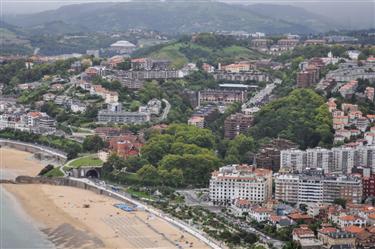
(250, 89, 333, 149)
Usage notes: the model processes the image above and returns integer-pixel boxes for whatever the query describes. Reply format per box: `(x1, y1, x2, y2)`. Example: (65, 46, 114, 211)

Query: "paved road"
(160, 99, 171, 121)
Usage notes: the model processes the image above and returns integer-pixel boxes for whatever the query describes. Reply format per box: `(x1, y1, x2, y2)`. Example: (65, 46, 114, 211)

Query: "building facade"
(209, 164, 272, 206)
(275, 171, 363, 204)
(224, 113, 253, 139)
(280, 145, 375, 174)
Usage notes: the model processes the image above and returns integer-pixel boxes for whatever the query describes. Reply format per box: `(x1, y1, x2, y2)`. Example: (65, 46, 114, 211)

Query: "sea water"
(0, 176, 54, 249)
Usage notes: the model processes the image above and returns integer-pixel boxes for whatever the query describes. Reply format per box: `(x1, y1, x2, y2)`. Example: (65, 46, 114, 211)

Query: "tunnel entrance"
(86, 169, 99, 178)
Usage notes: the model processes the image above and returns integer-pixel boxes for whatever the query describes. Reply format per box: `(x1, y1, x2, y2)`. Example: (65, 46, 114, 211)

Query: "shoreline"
(1, 147, 209, 249)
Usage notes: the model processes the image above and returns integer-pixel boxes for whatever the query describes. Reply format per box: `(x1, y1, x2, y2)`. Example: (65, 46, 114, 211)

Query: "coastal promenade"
(72, 178, 224, 249)
(0, 138, 67, 162)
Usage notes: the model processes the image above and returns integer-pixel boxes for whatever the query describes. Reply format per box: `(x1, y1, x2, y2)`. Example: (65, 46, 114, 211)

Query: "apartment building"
(224, 113, 253, 139)
(97, 102, 150, 124)
(188, 105, 219, 128)
(280, 145, 375, 174)
(275, 171, 363, 204)
(188, 116, 205, 128)
(274, 174, 299, 203)
(198, 89, 247, 106)
(209, 164, 272, 206)
(363, 174, 375, 199)
(255, 138, 297, 172)
(213, 71, 269, 82)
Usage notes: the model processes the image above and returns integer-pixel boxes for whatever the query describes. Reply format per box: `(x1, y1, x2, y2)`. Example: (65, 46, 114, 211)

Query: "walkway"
(0, 138, 67, 161)
(71, 178, 223, 249)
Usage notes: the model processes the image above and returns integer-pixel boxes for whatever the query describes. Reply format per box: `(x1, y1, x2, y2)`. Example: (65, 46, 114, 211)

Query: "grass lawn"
(150, 43, 188, 69)
(126, 188, 155, 200)
(44, 167, 64, 177)
(66, 155, 103, 168)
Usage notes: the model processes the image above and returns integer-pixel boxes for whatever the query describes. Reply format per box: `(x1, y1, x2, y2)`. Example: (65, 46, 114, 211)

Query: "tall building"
(274, 174, 299, 203)
(209, 164, 272, 206)
(280, 145, 375, 174)
(275, 170, 363, 204)
(255, 138, 297, 172)
(363, 174, 375, 199)
(224, 113, 253, 139)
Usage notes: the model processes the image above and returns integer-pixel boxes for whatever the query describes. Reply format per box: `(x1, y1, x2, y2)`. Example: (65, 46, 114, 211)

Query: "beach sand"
(1, 148, 209, 249)
(0, 147, 45, 178)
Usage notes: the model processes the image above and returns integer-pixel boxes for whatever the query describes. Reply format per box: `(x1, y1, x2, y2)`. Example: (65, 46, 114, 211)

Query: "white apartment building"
(274, 174, 299, 203)
(275, 172, 363, 204)
(209, 164, 272, 206)
(280, 145, 375, 174)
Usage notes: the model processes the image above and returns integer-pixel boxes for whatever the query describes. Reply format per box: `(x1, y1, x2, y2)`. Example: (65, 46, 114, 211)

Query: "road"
(160, 99, 171, 121)
(241, 78, 282, 111)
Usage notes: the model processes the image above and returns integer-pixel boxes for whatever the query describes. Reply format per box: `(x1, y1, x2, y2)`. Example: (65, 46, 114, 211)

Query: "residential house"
(109, 135, 143, 159)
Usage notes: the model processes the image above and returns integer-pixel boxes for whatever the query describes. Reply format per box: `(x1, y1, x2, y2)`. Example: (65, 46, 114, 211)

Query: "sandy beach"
(0, 147, 46, 178)
(1, 148, 209, 249)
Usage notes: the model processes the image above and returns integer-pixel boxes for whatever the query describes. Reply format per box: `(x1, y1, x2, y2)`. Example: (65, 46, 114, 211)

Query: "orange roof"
(344, 225, 365, 234)
(28, 112, 42, 118)
(319, 227, 338, 234)
(288, 213, 312, 220)
(293, 227, 314, 237)
(368, 226, 375, 234)
(253, 207, 270, 213)
(340, 215, 359, 221)
(269, 215, 282, 222)
(368, 213, 375, 219)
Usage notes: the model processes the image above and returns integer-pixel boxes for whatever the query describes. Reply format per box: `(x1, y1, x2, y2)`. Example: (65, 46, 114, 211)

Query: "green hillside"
(134, 34, 267, 69)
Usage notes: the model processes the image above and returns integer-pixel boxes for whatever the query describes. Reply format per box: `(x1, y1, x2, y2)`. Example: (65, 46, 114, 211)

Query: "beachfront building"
(280, 145, 375, 174)
(209, 164, 272, 206)
(275, 170, 363, 204)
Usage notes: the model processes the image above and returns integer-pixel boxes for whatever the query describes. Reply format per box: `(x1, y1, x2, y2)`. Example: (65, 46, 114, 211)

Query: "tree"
(129, 100, 141, 112)
(102, 154, 127, 174)
(116, 59, 131, 70)
(250, 89, 333, 149)
(82, 135, 105, 152)
(333, 198, 347, 209)
(137, 164, 160, 185)
(225, 134, 255, 163)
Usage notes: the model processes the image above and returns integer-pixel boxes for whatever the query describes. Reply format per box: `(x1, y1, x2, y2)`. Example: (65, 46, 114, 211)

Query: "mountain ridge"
(4, 1, 337, 34)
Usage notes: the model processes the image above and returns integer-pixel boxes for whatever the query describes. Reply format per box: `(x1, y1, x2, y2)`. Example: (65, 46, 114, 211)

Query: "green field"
(66, 155, 103, 168)
(44, 167, 64, 177)
(126, 188, 155, 201)
(148, 42, 267, 69)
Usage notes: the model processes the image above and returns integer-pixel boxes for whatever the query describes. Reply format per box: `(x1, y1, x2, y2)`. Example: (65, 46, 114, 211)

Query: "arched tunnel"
(85, 169, 100, 178)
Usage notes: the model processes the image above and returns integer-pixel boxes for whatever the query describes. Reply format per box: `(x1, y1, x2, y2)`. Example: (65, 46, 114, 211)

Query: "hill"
(133, 34, 267, 68)
(249, 4, 339, 32)
(0, 22, 33, 55)
(5, 1, 335, 34)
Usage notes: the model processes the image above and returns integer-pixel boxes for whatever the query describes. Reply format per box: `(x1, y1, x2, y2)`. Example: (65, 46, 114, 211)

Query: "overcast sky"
(1, 0, 373, 14)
